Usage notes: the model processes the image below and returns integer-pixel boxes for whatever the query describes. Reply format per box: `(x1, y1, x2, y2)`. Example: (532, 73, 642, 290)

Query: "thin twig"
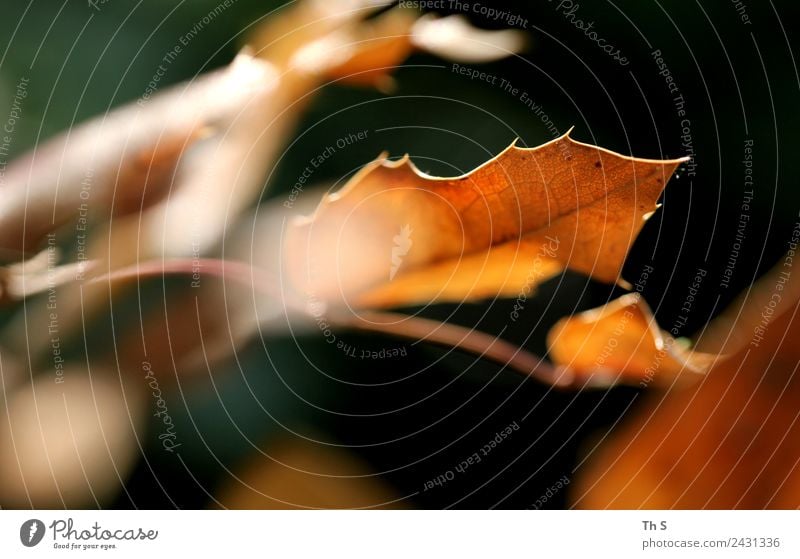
(331, 310, 573, 387)
(94, 258, 570, 387)
(96, 258, 260, 286)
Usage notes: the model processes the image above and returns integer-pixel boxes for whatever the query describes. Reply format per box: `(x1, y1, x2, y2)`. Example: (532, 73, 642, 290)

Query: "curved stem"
(96, 258, 568, 387)
(92, 257, 297, 307)
(331, 310, 572, 388)
(96, 257, 262, 286)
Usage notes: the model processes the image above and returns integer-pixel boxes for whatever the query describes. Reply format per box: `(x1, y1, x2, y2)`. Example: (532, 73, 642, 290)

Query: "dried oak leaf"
(547, 293, 717, 387)
(572, 302, 800, 509)
(571, 253, 800, 508)
(286, 132, 685, 308)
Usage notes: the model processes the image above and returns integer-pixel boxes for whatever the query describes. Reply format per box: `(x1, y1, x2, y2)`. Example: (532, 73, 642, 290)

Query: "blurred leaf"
(0, 368, 144, 508)
(215, 436, 405, 509)
(572, 256, 800, 508)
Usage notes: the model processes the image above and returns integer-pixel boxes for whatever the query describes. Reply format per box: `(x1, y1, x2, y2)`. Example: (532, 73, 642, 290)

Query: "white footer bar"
(1, 510, 797, 558)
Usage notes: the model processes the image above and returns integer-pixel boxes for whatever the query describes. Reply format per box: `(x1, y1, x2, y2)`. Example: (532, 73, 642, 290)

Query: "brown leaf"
(571, 255, 800, 508)
(299, 10, 417, 91)
(572, 303, 800, 509)
(547, 294, 716, 387)
(0, 53, 271, 261)
(0, 3, 432, 362)
(286, 133, 685, 308)
(0, 2, 530, 378)
(110, 130, 200, 217)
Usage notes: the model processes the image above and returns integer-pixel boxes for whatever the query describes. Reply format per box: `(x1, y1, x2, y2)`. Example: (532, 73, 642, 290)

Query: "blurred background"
(0, 0, 798, 509)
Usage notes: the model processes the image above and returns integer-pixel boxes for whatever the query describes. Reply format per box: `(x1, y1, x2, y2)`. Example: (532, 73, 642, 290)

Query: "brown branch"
(93, 258, 570, 387)
(330, 310, 572, 387)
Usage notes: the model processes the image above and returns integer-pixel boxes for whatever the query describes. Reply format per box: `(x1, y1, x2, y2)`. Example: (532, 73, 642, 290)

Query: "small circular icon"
(20, 519, 45, 547)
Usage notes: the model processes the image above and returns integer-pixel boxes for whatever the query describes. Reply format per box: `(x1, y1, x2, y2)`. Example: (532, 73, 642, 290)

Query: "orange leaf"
(572, 304, 800, 509)
(286, 133, 685, 308)
(547, 294, 716, 387)
(571, 253, 800, 508)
